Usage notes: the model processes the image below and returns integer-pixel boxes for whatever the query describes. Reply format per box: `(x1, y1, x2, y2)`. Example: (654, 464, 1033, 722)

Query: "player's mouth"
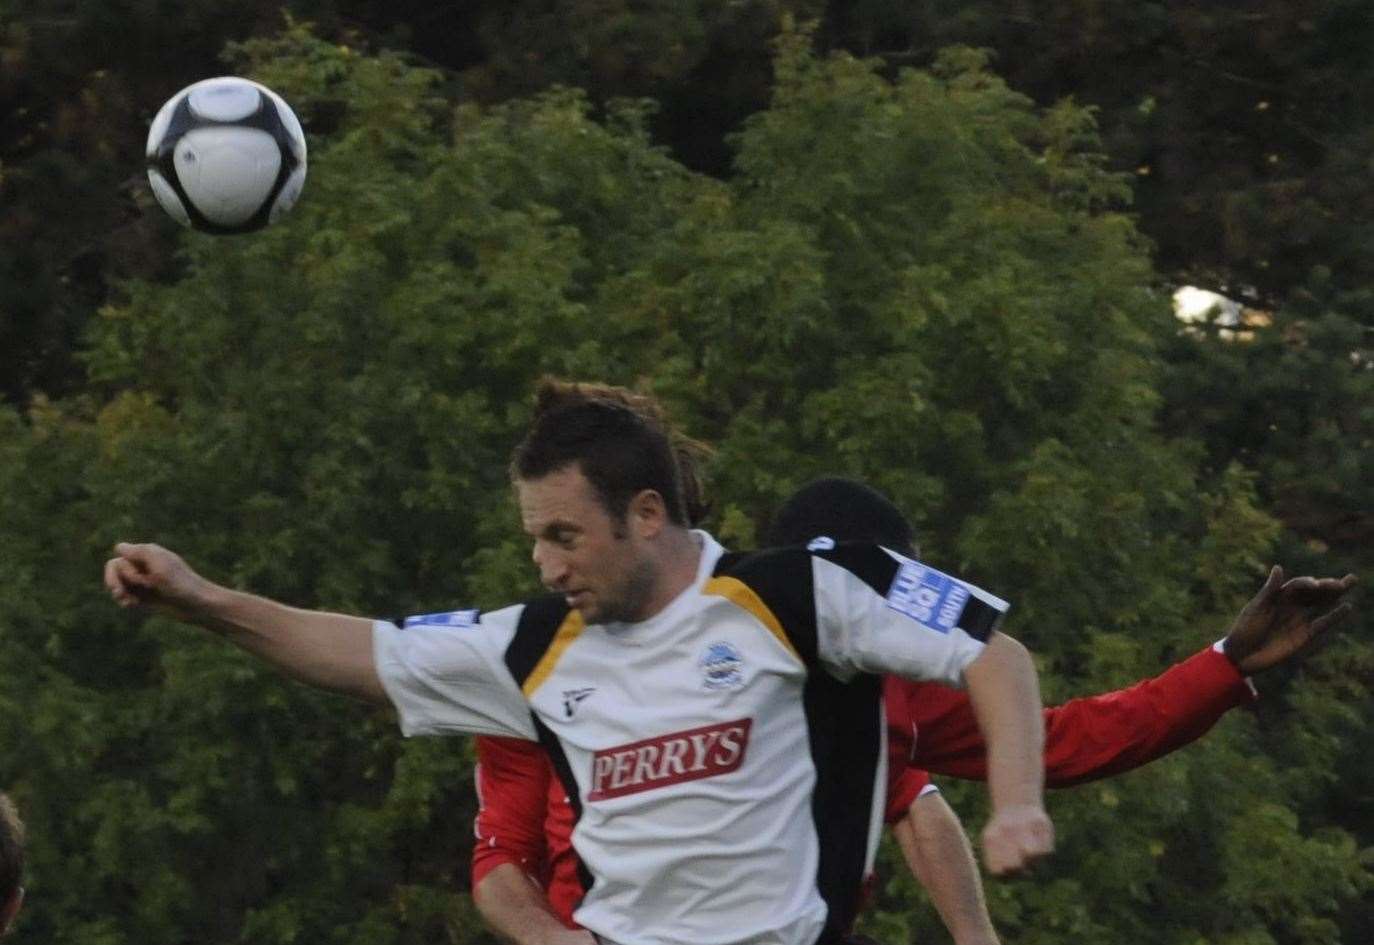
(566, 591, 590, 608)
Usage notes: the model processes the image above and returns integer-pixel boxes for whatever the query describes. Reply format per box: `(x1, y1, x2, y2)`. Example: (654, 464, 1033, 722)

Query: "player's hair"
(511, 379, 711, 527)
(0, 793, 24, 908)
(765, 477, 918, 556)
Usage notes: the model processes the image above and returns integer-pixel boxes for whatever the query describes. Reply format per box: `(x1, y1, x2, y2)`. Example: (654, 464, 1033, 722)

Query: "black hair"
(510, 379, 693, 526)
(766, 477, 917, 556)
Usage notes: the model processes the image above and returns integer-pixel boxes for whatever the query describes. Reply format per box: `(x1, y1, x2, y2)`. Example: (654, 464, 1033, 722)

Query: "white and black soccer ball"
(146, 76, 307, 234)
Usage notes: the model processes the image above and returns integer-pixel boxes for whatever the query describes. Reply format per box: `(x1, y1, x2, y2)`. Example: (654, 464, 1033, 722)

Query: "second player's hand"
(981, 804, 1054, 876)
(104, 542, 220, 623)
(1222, 566, 1358, 675)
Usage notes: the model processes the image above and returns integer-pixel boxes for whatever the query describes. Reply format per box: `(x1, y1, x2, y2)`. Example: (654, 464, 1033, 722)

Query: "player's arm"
(472, 737, 563, 928)
(810, 548, 1050, 874)
(105, 541, 543, 742)
(475, 864, 592, 945)
(105, 542, 384, 701)
(901, 567, 1359, 784)
(959, 631, 1052, 874)
(893, 784, 1000, 945)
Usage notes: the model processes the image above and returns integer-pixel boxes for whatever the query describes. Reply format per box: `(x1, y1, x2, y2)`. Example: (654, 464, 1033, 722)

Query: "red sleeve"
(897, 646, 1256, 786)
(471, 735, 554, 891)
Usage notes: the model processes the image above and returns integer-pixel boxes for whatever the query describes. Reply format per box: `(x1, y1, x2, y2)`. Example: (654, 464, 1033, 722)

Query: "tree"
(1, 25, 1366, 945)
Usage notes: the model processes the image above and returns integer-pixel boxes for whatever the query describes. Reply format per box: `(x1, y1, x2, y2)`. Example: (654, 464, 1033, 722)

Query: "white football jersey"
(373, 532, 1006, 945)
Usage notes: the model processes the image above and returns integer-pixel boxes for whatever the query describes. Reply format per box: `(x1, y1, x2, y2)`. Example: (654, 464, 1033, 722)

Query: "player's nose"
(532, 541, 569, 590)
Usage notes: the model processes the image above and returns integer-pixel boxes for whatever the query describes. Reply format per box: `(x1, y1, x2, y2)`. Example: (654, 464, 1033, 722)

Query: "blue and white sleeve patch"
(402, 609, 481, 629)
(885, 559, 1008, 642)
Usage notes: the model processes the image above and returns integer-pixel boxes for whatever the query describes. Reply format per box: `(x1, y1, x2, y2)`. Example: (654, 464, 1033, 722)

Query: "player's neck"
(637, 527, 703, 620)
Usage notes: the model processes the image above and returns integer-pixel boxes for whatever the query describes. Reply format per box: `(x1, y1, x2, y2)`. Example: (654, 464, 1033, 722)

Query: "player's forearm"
(198, 584, 387, 703)
(896, 797, 1000, 945)
(962, 632, 1044, 811)
(475, 863, 588, 945)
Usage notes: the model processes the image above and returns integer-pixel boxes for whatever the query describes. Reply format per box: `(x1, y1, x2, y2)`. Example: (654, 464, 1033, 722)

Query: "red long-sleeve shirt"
(472, 645, 1254, 926)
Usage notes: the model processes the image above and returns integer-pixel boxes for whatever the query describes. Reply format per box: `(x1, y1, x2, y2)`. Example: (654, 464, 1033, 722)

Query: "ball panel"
(187, 79, 261, 122)
(262, 88, 307, 162)
(147, 169, 191, 226)
(174, 127, 282, 227)
(270, 164, 308, 223)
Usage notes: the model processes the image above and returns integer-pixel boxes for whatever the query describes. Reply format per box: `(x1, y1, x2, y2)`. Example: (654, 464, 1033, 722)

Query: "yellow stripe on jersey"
(702, 576, 802, 665)
(522, 609, 586, 697)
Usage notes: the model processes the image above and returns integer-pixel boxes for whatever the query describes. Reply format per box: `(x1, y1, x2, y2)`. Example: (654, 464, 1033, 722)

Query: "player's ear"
(628, 489, 669, 537)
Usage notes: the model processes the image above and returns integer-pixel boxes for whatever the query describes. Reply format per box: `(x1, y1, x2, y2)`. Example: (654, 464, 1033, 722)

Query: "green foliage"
(1, 23, 1368, 945)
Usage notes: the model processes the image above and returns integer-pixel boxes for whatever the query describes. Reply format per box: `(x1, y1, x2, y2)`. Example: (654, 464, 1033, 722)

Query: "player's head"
(0, 793, 24, 937)
(512, 379, 696, 526)
(766, 477, 918, 556)
(511, 378, 706, 623)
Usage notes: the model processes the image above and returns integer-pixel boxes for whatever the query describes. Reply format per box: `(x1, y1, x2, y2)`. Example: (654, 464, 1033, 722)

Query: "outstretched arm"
(895, 567, 1358, 786)
(894, 787, 1000, 945)
(105, 542, 385, 702)
(961, 631, 1053, 874)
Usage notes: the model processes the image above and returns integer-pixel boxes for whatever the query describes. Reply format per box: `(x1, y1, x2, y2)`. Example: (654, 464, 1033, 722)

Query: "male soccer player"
(104, 379, 1053, 945)
(0, 792, 24, 937)
(469, 476, 1357, 945)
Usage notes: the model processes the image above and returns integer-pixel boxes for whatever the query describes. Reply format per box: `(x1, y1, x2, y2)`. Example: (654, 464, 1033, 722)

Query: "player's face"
(517, 465, 658, 625)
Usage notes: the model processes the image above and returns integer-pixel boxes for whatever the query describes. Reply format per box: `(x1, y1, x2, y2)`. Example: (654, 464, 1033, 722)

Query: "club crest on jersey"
(885, 561, 969, 634)
(700, 641, 745, 690)
(402, 609, 480, 629)
(588, 718, 752, 801)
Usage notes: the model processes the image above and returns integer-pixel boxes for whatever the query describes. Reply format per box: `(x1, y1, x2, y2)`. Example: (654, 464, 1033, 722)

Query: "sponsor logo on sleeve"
(403, 609, 481, 629)
(700, 641, 746, 690)
(885, 561, 970, 634)
(587, 718, 752, 801)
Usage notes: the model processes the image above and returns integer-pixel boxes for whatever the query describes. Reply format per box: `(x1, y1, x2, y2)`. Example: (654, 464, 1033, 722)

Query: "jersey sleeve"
(811, 547, 1004, 686)
(471, 736, 554, 890)
(372, 604, 536, 740)
(899, 645, 1256, 784)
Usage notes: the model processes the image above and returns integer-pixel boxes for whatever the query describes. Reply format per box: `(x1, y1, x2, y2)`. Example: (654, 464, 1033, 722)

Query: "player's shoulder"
(393, 595, 567, 634)
(712, 545, 813, 581)
(714, 541, 904, 595)
(391, 595, 574, 687)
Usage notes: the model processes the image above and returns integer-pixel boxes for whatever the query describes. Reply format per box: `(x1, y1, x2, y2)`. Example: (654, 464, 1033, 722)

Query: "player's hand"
(1222, 566, 1358, 675)
(104, 542, 218, 622)
(981, 804, 1054, 876)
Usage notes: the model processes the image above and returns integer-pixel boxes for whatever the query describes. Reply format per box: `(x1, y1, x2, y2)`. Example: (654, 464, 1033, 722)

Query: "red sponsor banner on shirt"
(588, 718, 753, 801)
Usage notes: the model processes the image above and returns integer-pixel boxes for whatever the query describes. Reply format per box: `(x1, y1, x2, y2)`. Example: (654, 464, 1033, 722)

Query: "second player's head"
(510, 378, 704, 624)
(766, 477, 918, 556)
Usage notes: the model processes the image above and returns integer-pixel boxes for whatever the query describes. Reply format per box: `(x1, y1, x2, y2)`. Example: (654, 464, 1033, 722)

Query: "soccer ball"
(146, 76, 307, 234)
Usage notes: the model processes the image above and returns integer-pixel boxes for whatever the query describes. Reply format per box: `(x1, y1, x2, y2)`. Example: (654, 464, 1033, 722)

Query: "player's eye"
(546, 527, 578, 549)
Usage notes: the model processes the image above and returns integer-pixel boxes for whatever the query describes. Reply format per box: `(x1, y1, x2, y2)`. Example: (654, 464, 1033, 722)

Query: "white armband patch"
(886, 559, 1008, 641)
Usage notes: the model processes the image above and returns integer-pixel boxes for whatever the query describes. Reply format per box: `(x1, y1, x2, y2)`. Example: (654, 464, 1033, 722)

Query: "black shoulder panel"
(809, 542, 902, 597)
(713, 548, 821, 668)
(503, 593, 573, 687)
